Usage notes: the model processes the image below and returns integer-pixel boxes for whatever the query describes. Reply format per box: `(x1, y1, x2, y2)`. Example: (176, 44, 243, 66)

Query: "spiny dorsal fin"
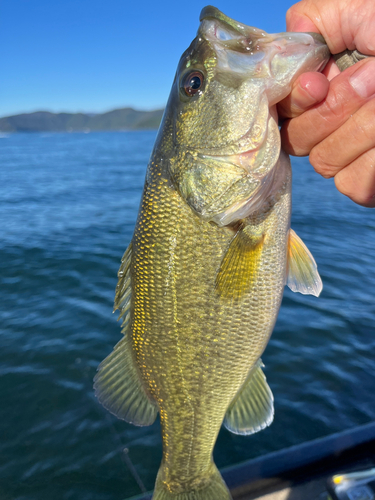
(286, 229, 323, 297)
(215, 227, 264, 300)
(114, 242, 132, 333)
(94, 334, 158, 425)
(224, 359, 274, 435)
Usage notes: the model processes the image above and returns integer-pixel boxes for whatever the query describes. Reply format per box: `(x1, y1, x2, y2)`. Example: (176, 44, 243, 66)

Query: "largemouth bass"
(94, 6, 329, 500)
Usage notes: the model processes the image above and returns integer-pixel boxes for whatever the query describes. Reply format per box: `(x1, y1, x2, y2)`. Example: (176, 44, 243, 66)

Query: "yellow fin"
(224, 359, 274, 435)
(287, 229, 323, 297)
(215, 227, 264, 300)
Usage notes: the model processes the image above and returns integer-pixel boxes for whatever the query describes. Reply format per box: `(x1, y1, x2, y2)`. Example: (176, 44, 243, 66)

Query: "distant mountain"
(0, 107, 164, 132)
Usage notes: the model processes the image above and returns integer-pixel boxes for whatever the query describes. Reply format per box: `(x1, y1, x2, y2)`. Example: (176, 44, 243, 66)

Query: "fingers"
(334, 148, 375, 207)
(310, 97, 375, 207)
(309, 98, 375, 178)
(280, 58, 375, 156)
(286, 0, 375, 56)
(283, 0, 375, 207)
(278, 72, 329, 119)
(286, 9, 318, 34)
(286, 0, 346, 53)
(322, 58, 341, 81)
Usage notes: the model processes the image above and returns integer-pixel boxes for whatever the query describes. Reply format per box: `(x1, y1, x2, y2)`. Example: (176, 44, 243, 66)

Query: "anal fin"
(224, 360, 274, 435)
(286, 229, 323, 297)
(94, 334, 158, 425)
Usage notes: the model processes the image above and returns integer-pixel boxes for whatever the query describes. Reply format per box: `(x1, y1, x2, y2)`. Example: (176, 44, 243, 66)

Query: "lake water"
(1, 131, 375, 500)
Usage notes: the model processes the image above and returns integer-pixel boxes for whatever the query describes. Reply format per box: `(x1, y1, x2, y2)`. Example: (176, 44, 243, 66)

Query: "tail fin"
(152, 463, 232, 500)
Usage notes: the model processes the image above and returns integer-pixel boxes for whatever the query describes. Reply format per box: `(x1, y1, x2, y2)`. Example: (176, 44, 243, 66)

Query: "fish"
(94, 6, 329, 500)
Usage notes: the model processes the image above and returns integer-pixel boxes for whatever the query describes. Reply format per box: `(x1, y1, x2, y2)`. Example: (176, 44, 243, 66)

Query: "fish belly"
(131, 158, 291, 491)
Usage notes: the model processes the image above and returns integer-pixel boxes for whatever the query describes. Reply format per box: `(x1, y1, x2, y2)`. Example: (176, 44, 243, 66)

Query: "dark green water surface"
(1, 131, 374, 500)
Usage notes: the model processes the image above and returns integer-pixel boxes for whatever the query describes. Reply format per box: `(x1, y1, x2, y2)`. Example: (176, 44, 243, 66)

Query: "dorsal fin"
(94, 241, 158, 425)
(114, 242, 132, 332)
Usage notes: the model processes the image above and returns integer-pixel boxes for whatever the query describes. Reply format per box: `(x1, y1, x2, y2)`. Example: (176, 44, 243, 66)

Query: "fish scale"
(131, 154, 289, 490)
(94, 6, 327, 499)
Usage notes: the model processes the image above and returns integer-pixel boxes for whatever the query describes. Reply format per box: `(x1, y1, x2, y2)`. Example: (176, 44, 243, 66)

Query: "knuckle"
(285, 2, 305, 27)
(309, 146, 336, 178)
(336, 181, 375, 207)
(351, 100, 375, 143)
(280, 120, 310, 156)
(318, 88, 346, 123)
(286, 4, 297, 21)
(335, 149, 375, 207)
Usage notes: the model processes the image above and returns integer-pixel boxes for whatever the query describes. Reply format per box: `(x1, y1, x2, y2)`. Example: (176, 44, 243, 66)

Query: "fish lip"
(199, 8, 329, 54)
(195, 8, 330, 156)
(194, 144, 259, 162)
(199, 5, 271, 51)
(197, 142, 264, 168)
(200, 5, 256, 35)
(264, 32, 329, 67)
(306, 32, 326, 45)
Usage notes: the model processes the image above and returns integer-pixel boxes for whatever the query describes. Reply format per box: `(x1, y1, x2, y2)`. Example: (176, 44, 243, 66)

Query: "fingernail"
(349, 59, 375, 98)
(299, 73, 329, 102)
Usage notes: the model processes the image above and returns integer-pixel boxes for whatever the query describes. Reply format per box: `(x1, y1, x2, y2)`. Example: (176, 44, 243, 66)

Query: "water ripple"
(0, 132, 374, 499)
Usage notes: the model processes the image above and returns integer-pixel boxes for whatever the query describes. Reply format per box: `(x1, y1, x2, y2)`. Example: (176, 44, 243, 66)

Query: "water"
(1, 131, 374, 500)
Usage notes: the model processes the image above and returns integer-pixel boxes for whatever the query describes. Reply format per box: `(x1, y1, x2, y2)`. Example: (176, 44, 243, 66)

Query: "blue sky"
(1, 0, 299, 117)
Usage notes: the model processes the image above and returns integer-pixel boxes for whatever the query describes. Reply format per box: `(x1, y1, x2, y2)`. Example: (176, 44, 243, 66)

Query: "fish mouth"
(195, 6, 329, 156)
(199, 5, 269, 45)
(307, 32, 326, 45)
(199, 6, 328, 56)
(198, 6, 329, 80)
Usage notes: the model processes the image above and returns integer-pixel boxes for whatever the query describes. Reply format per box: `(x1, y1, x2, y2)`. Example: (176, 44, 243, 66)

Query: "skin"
(94, 8, 328, 499)
(277, 0, 375, 207)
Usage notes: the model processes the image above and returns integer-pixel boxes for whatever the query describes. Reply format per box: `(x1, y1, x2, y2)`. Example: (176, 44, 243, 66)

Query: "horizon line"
(0, 105, 166, 120)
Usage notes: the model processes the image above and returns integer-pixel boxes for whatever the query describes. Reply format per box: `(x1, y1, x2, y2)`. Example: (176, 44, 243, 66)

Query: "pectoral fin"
(286, 229, 323, 297)
(224, 360, 274, 435)
(215, 227, 264, 300)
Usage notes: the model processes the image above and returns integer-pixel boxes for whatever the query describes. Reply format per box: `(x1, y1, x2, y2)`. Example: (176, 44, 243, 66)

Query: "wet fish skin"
(94, 6, 329, 500)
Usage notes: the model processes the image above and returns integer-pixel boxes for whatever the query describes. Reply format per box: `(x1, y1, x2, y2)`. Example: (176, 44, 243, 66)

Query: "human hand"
(278, 0, 375, 207)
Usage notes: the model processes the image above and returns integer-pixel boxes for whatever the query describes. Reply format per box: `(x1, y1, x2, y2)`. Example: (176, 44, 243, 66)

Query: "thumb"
(278, 71, 329, 119)
(286, 8, 319, 33)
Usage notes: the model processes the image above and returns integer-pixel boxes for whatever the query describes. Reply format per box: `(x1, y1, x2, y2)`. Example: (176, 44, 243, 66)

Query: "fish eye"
(181, 70, 204, 97)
